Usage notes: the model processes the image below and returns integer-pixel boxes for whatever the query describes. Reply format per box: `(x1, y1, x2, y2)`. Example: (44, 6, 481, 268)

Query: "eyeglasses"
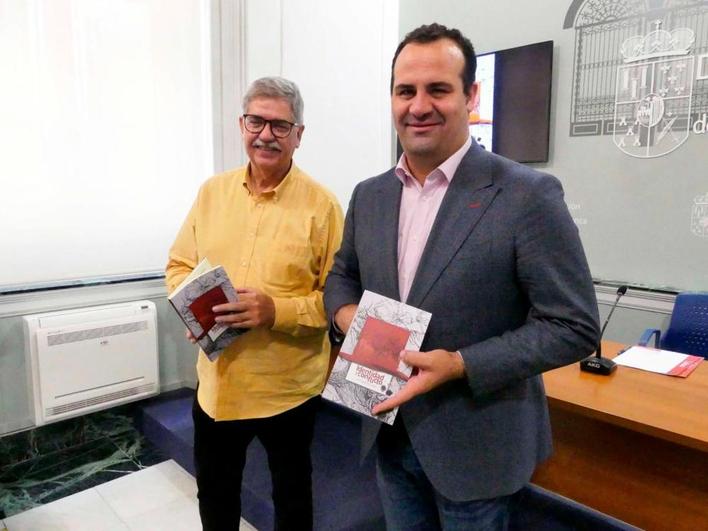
(242, 114, 299, 138)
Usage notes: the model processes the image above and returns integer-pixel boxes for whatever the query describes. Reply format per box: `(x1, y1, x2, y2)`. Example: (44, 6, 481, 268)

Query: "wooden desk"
(532, 341, 708, 530)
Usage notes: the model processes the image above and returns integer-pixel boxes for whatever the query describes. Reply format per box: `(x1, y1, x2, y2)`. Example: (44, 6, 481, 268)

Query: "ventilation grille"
(45, 383, 155, 417)
(47, 321, 148, 347)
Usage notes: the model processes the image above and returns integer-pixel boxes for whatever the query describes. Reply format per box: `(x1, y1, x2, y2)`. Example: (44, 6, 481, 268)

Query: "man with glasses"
(167, 76, 343, 530)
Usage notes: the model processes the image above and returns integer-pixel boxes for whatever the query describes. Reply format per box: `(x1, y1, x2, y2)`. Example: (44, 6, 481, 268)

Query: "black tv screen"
(470, 40, 553, 163)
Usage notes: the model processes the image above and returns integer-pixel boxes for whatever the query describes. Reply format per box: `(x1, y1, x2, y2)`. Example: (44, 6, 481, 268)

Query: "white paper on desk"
(614, 346, 703, 377)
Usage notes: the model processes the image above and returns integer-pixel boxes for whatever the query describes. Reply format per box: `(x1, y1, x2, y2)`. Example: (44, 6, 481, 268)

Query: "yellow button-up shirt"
(166, 164, 343, 420)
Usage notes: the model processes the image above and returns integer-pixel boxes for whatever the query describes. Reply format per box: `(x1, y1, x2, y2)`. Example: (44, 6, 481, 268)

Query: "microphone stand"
(580, 285, 628, 375)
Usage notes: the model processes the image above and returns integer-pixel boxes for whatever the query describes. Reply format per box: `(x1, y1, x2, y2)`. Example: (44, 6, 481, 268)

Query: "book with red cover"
(188, 286, 229, 340)
(322, 290, 431, 425)
(168, 258, 243, 360)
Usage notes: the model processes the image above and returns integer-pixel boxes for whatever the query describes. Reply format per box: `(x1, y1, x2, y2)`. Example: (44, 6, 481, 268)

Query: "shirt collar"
(395, 136, 472, 185)
(242, 162, 297, 201)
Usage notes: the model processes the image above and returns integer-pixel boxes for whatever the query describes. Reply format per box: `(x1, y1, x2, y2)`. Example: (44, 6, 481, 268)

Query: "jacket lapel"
(406, 146, 498, 307)
(375, 172, 403, 301)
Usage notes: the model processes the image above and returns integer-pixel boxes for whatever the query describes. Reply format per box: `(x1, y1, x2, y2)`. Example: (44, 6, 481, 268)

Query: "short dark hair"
(390, 23, 477, 93)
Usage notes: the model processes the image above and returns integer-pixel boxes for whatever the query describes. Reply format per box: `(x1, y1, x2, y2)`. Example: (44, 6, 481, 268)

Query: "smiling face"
(392, 38, 477, 177)
(239, 96, 303, 181)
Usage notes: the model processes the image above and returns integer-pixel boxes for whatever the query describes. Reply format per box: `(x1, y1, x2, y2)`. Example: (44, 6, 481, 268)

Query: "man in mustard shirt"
(166, 76, 343, 531)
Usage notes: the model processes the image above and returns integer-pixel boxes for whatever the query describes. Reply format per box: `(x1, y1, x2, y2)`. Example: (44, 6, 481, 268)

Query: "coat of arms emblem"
(613, 21, 695, 158)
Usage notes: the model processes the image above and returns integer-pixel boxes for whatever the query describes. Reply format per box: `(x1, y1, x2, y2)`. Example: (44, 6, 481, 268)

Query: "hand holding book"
(213, 287, 275, 329)
(168, 258, 245, 361)
(322, 291, 432, 424)
(371, 349, 466, 415)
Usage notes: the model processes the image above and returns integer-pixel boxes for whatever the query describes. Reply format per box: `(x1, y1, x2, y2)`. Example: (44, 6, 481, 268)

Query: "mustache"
(252, 139, 281, 151)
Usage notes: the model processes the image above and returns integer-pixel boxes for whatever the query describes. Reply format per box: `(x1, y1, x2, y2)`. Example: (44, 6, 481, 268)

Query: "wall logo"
(564, 0, 708, 154)
(691, 192, 708, 238)
(613, 21, 695, 158)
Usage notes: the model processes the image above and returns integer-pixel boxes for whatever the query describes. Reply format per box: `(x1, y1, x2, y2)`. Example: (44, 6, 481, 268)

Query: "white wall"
(0, 0, 214, 289)
(244, 0, 399, 208)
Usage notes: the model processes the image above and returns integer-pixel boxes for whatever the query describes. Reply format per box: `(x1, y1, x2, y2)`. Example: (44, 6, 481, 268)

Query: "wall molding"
(211, 0, 245, 174)
(595, 284, 675, 315)
(0, 279, 167, 319)
(1, 280, 676, 318)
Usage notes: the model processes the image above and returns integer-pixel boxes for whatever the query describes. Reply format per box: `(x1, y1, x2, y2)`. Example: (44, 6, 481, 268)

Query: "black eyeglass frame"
(242, 114, 300, 138)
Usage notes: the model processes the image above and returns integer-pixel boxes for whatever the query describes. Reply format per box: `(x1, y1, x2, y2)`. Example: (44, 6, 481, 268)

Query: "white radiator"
(23, 300, 159, 426)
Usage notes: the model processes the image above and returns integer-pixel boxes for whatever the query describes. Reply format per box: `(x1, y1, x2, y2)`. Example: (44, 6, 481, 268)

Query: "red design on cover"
(188, 286, 228, 339)
(340, 317, 411, 380)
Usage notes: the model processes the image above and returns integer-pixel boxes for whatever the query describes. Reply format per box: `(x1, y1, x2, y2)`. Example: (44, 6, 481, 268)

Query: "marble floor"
(1, 459, 256, 531)
(0, 406, 166, 518)
(0, 404, 256, 530)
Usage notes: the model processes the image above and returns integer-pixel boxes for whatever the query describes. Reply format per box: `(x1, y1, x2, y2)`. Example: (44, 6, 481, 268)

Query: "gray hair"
(242, 76, 304, 124)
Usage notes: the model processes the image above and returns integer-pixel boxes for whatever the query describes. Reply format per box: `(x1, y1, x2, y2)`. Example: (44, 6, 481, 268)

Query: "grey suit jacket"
(324, 142, 600, 501)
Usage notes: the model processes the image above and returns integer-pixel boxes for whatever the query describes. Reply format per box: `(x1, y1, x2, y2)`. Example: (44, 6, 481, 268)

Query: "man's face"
(392, 39, 477, 166)
(239, 97, 303, 176)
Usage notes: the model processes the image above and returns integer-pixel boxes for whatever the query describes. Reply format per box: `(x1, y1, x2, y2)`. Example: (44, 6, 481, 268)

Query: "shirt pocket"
(264, 241, 315, 294)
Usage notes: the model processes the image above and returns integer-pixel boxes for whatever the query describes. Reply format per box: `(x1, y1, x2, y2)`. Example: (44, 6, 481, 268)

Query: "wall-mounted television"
(470, 40, 554, 163)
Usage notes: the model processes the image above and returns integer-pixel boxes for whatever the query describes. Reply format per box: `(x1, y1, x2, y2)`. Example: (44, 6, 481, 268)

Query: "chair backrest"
(661, 292, 708, 358)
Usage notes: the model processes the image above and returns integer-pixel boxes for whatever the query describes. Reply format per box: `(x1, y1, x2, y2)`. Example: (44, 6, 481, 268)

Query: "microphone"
(580, 285, 628, 375)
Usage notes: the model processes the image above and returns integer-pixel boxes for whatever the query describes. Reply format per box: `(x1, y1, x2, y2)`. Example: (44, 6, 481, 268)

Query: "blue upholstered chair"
(638, 292, 708, 358)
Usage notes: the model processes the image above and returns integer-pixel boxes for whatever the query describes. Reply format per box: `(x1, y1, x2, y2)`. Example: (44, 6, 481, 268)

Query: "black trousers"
(192, 393, 319, 531)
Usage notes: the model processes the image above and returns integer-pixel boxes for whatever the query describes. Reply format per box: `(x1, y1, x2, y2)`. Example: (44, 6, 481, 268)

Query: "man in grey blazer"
(324, 23, 600, 530)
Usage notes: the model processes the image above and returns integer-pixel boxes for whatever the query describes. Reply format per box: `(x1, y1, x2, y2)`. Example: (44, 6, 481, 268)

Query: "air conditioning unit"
(23, 300, 159, 426)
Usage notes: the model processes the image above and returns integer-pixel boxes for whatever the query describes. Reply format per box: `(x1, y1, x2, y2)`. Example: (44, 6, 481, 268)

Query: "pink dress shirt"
(396, 138, 472, 303)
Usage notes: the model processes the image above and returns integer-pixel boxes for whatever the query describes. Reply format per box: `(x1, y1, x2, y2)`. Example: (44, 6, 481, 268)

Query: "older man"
(325, 24, 600, 530)
(167, 77, 343, 530)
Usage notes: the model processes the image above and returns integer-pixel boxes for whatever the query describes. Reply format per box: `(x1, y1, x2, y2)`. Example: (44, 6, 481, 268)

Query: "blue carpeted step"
(137, 389, 640, 531)
(137, 389, 638, 530)
(138, 387, 195, 475)
(137, 389, 385, 530)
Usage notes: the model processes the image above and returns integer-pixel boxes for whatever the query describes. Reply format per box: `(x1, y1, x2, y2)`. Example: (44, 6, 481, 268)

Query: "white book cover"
(323, 290, 432, 424)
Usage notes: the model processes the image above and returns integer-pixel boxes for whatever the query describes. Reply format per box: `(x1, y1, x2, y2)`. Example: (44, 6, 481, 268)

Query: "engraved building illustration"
(564, 0, 708, 146)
